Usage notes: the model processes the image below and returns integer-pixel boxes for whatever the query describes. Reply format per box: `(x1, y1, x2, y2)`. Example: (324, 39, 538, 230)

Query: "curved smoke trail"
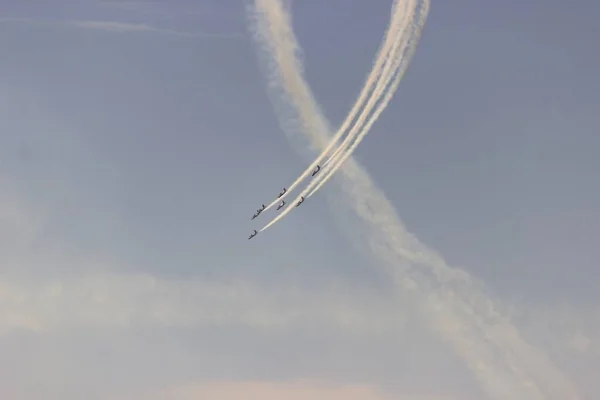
(256, 0, 410, 214)
(266, 0, 419, 231)
(258, 0, 416, 232)
(247, 0, 581, 399)
(306, 8, 424, 199)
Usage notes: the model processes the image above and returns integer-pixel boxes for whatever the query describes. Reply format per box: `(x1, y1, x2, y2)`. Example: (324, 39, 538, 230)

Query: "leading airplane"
(278, 188, 287, 198)
(311, 165, 321, 176)
(276, 200, 285, 211)
(295, 196, 305, 207)
(248, 230, 258, 240)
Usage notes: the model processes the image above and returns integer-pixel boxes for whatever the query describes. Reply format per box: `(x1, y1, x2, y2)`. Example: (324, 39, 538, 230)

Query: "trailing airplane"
(295, 196, 305, 207)
(276, 200, 285, 210)
(278, 188, 287, 198)
(251, 212, 259, 220)
(248, 230, 258, 240)
(311, 165, 321, 176)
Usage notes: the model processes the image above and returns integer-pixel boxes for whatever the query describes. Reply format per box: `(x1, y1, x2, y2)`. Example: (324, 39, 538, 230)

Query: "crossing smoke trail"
(256, 0, 410, 214)
(247, 0, 581, 399)
(258, 0, 416, 232)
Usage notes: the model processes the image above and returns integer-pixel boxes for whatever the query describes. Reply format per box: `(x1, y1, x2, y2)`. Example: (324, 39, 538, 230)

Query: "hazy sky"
(1, 0, 598, 399)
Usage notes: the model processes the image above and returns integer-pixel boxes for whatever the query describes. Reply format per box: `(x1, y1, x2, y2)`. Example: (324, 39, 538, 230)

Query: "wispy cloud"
(69, 20, 189, 34)
(0, 272, 406, 335)
(1, 175, 598, 398)
(0, 17, 244, 39)
(67, 20, 242, 38)
(2, 270, 598, 364)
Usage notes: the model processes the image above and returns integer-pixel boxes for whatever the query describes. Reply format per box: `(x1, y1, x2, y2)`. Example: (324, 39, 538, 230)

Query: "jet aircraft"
(276, 200, 285, 210)
(311, 165, 321, 176)
(248, 230, 258, 240)
(296, 196, 305, 207)
(278, 188, 286, 198)
(251, 204, 266, 220)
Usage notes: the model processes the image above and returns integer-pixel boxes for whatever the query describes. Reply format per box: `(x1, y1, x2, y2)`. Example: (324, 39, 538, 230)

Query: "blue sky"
(1, 0, 598, 399)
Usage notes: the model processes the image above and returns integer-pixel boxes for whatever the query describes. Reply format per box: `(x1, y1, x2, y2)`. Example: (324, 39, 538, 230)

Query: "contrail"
(260, 0, 417, 232)
(256, 0, 416, 232)
(306, 8, 423, 200)
(247, 0, 581, 399)
(254, 0, 410, 215)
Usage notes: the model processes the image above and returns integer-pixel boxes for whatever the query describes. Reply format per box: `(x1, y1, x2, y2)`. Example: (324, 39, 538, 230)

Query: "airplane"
(251, 205, 266, 220)
(295, 196, 305, 207)
(248, 230, 258, 240)
(311, 165, 321, 176)
(278, 188, 287, 198)
(276, 200, 285, 210)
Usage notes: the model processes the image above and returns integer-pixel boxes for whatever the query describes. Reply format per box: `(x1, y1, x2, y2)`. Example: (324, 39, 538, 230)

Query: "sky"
(1, 0, 599, 399)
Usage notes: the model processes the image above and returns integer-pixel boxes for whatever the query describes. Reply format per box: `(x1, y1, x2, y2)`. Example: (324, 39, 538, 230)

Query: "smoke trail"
(255, 0, 409, 214)
(247, 1, 581, 399)
(257, 0, 416, 232)
(262, 0, 418, 231)
(306, 9, 424, 200)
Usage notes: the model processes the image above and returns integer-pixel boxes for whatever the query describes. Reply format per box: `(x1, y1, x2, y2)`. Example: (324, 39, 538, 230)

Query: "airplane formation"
(248, 165, 320, 239)
(246, 0, 428, 241)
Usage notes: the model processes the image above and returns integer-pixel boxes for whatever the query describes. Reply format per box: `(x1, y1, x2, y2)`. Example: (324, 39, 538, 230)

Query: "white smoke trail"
(288, 2, 419, 214)
(247, 0, 582, 399)
(255, 0, 410, 214)
(306, 9, 424, 199)
(257, 0, 416, 232)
